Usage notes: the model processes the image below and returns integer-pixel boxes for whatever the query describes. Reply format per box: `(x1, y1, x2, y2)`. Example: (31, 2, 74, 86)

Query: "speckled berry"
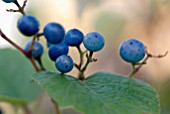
(48, 42, 69, 61)
(119, 38, 146, 63)
(55, 55, 73, 73)
(44, 22, 65, 44)
(17, 15, 39, 36)
(2, 0, 16, 3)
(83, 32, 105, 52)
(24, 40, 44, 59)
(65, 28, 84, 46)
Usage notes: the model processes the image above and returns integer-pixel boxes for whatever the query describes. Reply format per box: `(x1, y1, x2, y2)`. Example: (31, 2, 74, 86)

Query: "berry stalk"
(78, 51, 94, 81)
(0, 29, 26, 55)
(0, 29, 40, 72)
(6, 0, 28, 15)
(22, 106, 32, 114)
(129, 47, 168, 78)
(76, 46, 84, 69)
(51, 99, 61, 114)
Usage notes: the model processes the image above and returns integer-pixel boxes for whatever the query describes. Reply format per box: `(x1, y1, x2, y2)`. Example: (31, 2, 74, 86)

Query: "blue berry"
(17, 15, 39, 36)
(83, 32, 105, 52)
(48, 42, 69, 61)
(119, 38, 146, 63)
(24, 40, 44, 59)
(55, 55, 73, 73)
(65, 28, 84, 46)
(2, 0, 16, 3)
(44, 22, 65, 44)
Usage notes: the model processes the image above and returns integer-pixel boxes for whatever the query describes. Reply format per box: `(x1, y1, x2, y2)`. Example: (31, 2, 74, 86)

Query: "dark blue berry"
(17, 15, 39, 36)
(119, 38, 146, 63)
(24, 40, 44, 59)
(48, 42, 69, 61)
(55, 55, 73, 73)
(83, 32, 105, 52)
(44, 22, 65, 44)
(65, 28, 84, 46)
(2, 0, 15, 3)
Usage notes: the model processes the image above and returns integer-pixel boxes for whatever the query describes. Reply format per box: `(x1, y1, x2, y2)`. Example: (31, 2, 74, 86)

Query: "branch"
(6, 0, 28, 15)
(129, 46, 168, 78)
(0, 29, 26, 55)
(23, 106, 32, 114)
(51, 99, 61, 114)
(0, 29, 40, 72)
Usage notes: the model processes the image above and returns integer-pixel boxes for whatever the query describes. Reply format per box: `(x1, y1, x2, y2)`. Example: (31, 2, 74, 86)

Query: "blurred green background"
(0, 0, 170, 114)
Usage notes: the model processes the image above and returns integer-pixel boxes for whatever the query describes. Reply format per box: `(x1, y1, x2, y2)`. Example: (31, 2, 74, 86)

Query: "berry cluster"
(46, 26, 105, 73)
(1, 0, 167, 79)
(2, 0, 105, 78)
(3, 0, 104, 77)
(19, 15, 104, 74)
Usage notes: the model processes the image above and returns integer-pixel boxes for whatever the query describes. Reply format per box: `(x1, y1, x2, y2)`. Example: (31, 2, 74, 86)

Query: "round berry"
(24, 40, 44, 59)
(44, 22, 65, 44)
(83, 32, 105, 52)
(17, 15, 39, 36)
(65, 28, 84, 46)
(48, 42, 69, 61)
(55, 55, 73, 73)
(119, 38, 146, 63)
(2, 0, 16, 3)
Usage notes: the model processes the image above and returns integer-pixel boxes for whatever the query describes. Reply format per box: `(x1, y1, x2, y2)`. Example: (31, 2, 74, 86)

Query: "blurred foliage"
(94, 12, 126, 39)
(158, 78, 170, 114)
(0, 49, 43, 105)
(77, 0, 102, 17)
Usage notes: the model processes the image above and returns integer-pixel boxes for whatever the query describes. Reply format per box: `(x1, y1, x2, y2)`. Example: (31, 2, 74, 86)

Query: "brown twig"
(29, 57, 40, 72)
(129, 46, 168, 78)
(51, 99, 61, 114)
(0, 29, 40, 72)
(0, 29, 26, 55)
(6, 0, 28, 15)
(23, 106, 32, 114)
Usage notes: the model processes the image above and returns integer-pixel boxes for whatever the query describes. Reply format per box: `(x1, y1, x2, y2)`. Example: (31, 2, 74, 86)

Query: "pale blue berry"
(55, 55, 73, 73)
(83, 32, 105, 52)
(119, 38, 146, 63)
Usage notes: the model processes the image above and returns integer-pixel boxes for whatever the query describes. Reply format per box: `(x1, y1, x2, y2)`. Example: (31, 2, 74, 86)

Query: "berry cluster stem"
(29, 57, 40, 72)
(0, 29, 40, 72)
(76, 46, 84, 69)
(129, 47, 168, 78)
(22, 106, 32, 114)
(29, 35, 37, 52)
(6, 0, 28, 15)
(81, 51, 93, 72)
(79, 51, 94, 81)
(0, 29, 26, 55)
(51, 99, 60, 114)
(36, 57, 46, 70)
(75, 46, 97, 81)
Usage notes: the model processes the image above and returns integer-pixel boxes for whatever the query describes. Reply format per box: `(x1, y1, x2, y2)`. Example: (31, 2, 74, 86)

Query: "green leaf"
(31, 71, 160, 114)
(0, 48, 43, 105)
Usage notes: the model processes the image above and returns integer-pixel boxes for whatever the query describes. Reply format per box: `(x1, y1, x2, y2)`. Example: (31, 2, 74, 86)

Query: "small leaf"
(31, 71, 160, 114)
(0, 48, 43, 105)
